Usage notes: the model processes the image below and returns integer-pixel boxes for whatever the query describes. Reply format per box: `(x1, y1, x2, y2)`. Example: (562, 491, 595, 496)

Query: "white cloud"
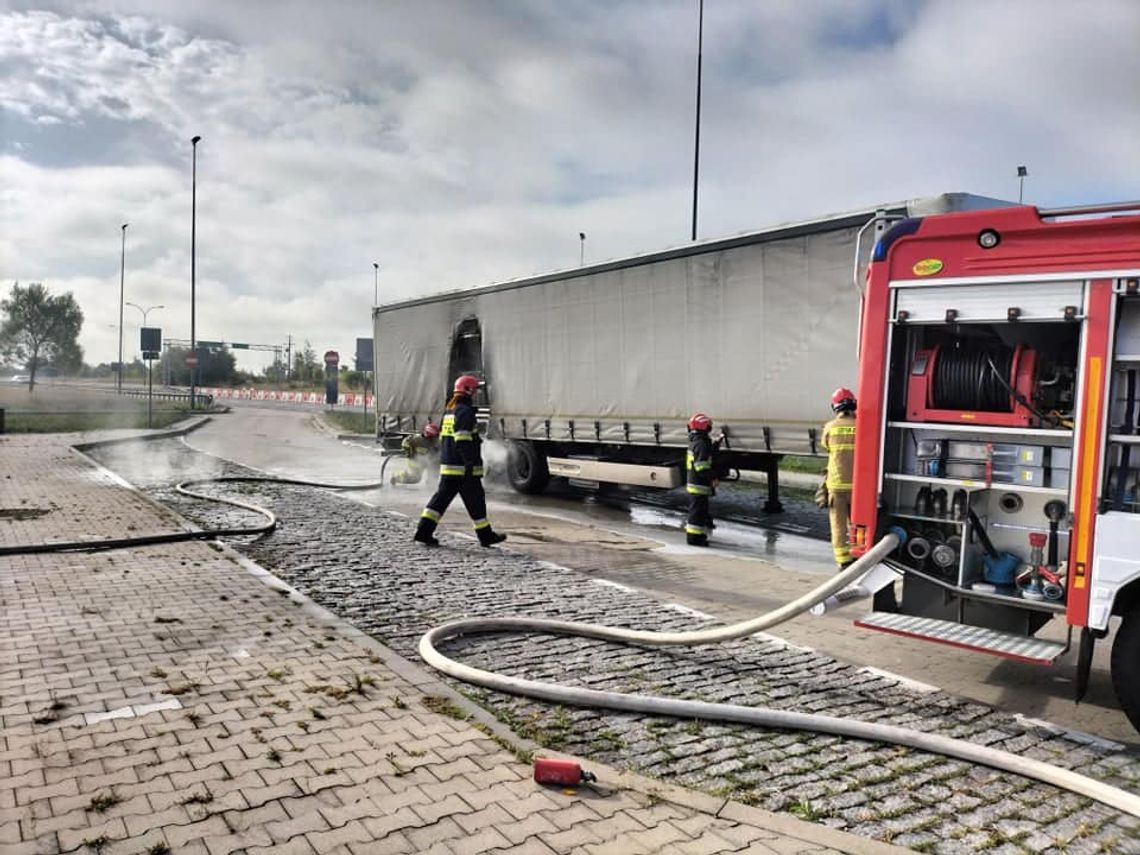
(1, 0, 1138, 370)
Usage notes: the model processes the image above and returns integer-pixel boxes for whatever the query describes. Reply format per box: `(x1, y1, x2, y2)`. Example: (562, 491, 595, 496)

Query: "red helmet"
(688, 413, 712, 432)
(453, 374, 480, 396)
(422, 422, 440, 439)
(831, 387, 856, 413)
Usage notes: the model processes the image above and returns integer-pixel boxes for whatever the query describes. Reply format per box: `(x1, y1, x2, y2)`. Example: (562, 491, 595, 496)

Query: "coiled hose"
(933, 346, 1014, 412)
(420, 532, 1140, 819)
(7, 474, 1139, 818)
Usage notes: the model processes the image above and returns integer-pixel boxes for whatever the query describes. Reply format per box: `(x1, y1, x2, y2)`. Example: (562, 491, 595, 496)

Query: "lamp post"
(117, 223, 128, 392)
(190, 134, 201, 408)
(579, 232, 586, 267)
(126, 302, 164, 328)
(1017, 165, 1028, 204)
(127, 303, 163, 427)
(373, 262, 380, 308)
(691, 0, 704, 242)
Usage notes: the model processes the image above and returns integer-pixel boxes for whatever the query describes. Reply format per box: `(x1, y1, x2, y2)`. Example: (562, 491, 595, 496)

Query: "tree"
(0, 283, 84, 390)
(293, 341, 321, 385)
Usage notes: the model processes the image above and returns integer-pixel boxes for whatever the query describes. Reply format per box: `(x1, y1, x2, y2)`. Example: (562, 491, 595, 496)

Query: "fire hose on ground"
(5, 472, 1139, 819)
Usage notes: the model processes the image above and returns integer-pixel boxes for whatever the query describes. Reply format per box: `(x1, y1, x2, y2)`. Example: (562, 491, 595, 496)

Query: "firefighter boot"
(478, 529, 507, 548)
(686, 534, 709, 547)
(413, 519, 440, 547)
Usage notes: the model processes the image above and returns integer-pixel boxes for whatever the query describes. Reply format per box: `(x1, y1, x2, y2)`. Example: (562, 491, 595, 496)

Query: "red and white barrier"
(200, 388, 374, 408)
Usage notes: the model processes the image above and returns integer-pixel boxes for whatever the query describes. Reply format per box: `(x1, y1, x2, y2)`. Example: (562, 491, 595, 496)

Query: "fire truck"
(848, 202, 1140, 731)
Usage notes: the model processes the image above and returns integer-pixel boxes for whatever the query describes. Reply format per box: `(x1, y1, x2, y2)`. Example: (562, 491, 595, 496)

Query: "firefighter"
(413, 375, 507, 548)
(821, 387, 857, 568)
(390, 422, 440, 485)
(685, 413, 717, 546)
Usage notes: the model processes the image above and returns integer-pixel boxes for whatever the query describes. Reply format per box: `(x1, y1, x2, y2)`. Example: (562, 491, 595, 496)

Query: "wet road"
(180, 405, 1136, 747)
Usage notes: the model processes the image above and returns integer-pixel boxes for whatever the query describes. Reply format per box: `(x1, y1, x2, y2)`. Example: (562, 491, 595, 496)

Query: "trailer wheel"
(1111, 608, 1140, 734)
(507, 441, 549, 494)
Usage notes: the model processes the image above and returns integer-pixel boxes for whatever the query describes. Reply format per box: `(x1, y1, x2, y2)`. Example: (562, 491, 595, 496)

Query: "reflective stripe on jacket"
(439, 397, 483, 477)
(686, 429, 714, 496)
(822, 413, 856, 491)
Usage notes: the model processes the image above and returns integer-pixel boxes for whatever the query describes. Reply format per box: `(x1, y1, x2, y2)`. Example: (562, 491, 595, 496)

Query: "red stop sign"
(324, 350, 340, 366)
(186, 355, 199, 368)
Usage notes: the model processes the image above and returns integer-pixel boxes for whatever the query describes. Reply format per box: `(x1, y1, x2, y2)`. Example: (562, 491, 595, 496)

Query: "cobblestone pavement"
(3, 432, 877, 855)
(84, 437, 1140, 855)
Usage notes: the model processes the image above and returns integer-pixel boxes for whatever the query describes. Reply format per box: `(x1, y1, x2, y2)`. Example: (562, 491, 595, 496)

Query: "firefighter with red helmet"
(821, 387, 857, 567)
(390, 422, 440, 485)
(685, 413, 717, 546)
(414, 375, 507, 547)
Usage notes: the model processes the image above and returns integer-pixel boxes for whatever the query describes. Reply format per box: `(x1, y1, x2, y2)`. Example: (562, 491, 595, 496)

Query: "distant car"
(6, 375, 31, 384)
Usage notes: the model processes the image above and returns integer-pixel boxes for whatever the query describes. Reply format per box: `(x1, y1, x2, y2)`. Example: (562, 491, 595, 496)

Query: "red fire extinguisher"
(533, 758, 597, 787)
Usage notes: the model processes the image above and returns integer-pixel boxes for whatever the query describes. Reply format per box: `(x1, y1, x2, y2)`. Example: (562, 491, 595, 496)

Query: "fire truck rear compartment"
(878, 316, 1080, 643)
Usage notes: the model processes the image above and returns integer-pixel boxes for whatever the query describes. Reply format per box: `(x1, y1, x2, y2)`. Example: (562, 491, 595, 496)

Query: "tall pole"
(190, 135, 201, 408)
(373, 262, 379, 308)
(690, 0, 704, 242)
(579, 232, 586, 266)
(118, 223, 128, 392)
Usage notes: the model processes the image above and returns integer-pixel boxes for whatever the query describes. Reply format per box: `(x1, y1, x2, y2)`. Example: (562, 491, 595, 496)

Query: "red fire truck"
(849, 202, 1140, 731)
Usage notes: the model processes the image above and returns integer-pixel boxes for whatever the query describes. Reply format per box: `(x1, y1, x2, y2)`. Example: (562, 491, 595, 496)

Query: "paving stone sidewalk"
(0, 432, 895, 854)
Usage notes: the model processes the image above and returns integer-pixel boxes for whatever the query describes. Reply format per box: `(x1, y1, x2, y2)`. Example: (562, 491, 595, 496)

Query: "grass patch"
(86, 790, 123, 813)
(421, 695, 468, 720)
(322, 409, 374, 434)
(779, 456, 827, 475)
(4, 408, 190, 433)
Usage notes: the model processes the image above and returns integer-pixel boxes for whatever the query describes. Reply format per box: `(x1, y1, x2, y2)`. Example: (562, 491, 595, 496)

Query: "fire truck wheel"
(1111, 609, 1140, 733)
(507, 441, 549, 494)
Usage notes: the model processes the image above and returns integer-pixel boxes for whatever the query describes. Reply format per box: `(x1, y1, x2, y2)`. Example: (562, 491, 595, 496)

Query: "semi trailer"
(848, 201, 1140, 731)
(373, 192, 1004, 509)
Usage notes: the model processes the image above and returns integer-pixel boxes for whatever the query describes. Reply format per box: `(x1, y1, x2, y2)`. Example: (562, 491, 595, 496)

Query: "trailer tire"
(507, 441, 549, 494)
(1111, 608, 1140, 733)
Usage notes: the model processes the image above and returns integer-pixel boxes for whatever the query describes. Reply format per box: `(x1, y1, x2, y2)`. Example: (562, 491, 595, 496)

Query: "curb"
(71, 414, 212, 451)
(67, 437, 906, 855)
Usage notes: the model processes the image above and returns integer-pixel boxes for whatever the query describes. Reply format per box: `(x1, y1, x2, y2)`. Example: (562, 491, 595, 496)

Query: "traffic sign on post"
(185, 355, 199, 368)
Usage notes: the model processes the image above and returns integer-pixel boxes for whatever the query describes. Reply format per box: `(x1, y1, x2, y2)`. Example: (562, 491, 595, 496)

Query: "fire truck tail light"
(853, 525, 868, 548)
(1126, 278, 1139, 295)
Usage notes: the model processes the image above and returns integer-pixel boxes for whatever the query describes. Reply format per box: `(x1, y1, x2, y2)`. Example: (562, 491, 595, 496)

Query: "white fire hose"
(420, 530, 1140, 818)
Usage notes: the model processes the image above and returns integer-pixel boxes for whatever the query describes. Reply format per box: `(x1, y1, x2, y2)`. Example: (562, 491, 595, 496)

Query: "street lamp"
(190, 134, 201, 408)
(691, 0, 704, 241)
(373, 262, 379, 308)
(117, 223, 128, 392)
(125, 302, 164, 327)
(579, 232, 586, 267)
(1017, 165, 1028, 204)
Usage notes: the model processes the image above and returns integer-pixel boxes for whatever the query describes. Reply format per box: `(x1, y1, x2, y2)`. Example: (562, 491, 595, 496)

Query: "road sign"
(140, 327, 161, 352)
(232, 342, 249, 350)
(142, 351, 160, 361)
(324, 350, 340, 367)
(198, 340, 224, 350)
(185, 355, 199, 368)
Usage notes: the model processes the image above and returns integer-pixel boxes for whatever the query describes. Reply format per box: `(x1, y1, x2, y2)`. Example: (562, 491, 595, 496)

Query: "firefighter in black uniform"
(413, 374, 507, 548)
(685, 413, 717, 546)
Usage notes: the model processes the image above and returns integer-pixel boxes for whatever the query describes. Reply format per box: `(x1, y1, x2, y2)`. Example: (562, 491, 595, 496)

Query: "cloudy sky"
(2, 0, 1138, 372)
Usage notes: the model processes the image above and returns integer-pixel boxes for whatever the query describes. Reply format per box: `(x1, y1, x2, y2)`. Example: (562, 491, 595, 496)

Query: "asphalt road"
(177, 405, 1137, 748)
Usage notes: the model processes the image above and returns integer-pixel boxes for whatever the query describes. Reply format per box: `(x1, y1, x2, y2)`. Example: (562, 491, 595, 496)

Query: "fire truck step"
(854, 612, 1067, 665)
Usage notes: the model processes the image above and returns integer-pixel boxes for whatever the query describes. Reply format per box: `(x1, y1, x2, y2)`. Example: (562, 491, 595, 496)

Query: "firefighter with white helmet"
(685, 413, 717, 546)
(390, 422, 440, 485)
(821, 387, 857, 567)
(414, 375, 507, 547)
